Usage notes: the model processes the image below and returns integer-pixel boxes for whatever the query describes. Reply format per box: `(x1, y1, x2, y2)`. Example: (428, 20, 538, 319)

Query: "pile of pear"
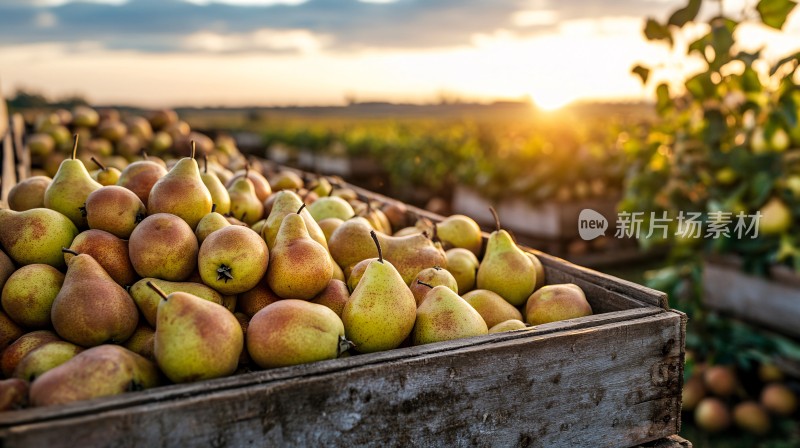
(0, 129, 594, 412)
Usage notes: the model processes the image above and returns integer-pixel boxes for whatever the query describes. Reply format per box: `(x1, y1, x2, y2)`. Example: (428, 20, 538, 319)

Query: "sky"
(0, 0, 799, 109)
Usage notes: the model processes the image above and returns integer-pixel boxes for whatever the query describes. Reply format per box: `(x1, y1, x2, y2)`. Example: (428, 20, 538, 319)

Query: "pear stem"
(190, 140, 196, 159)
(147, 281, 169, 301)
(71, 134, 79, 160)
(431, 223, 441, 243)
(489, 207, 500, 231)
(328, 184, 335, 197)
(297, 203, 306, 214)
(370, 229, 383, 263)
(417, 280, 433, 289)
(61, 247, 79, 256)
(211, 203, 217, 213)
(141, 150, 149, 160)
(91, 157, 107, 171)
(203, 154, 208, 174)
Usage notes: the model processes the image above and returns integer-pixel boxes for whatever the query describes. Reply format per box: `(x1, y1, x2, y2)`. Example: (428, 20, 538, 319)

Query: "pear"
(250, 218, 267, 235)
(0, 208, 79, 269)
(262, 190, 327, 250)
(342, 231, 416, 353)
(195, 204, 232, 243)
(66, 229, 137, 287)
(149, 282, 243, 383)
(413, 285, 488, 345)
(329, 217, 446, 284)
(147, 142, 212, 229)
(528, 252, 546, 291)
(759, 197, 792, 235)
(43, 135, 103, 228)
(446, 248, 480, 294)
(310, 279, 350, 317)
(0, 311, 24, 351)
(270, 170, 304, 191)
(51, 250, 139, 347)
(318, 217, 344, 242)
(201, 156, 231, 215)
(14, 341, 83, 381)
(410, 267, 458, 306)
(346, 257, 377, 291)
(307, 196, 355, 222)
(463, 289, 524, 328)
(84, 185, 146, 239)
(266, 207, 333, 300)
(761, 383, 797, 416)
(89, 157, 121, 186)
(433, 215, 483, 256)
(129, 213, 198, 281)
(1, 264, 64, 329)
(129, 277, 225, 327)
(525, 283, 592, 325)
(247, 300, 347, 369)
(227, 170, 264, 226)
(0, 250, 13, 293)
(116, 158, 167, 207)
(476, 209, 536, 306)
(148, 108, 178, 130)
(381, 201, 409, 232)
(228, 167, 272, 202)
(198, 226, 269, 295)
(123, 323, 156, 361)
(8, 176, 52, 211)
(238, 277, 282, 317)
(29, 345, 160, 407)
(71, 106, 99, 128)
(1, 330, 61, 377)
(27, 133, 56, 157)
(0, 378, 29, 411)
(488, 319, 527, 334)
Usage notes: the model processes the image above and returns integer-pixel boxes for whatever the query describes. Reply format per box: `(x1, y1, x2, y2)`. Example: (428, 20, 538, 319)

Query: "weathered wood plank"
(631, 435, 691, 448)
(11, 114, 28, 182)
(0, 312, 683, 448)
(1, 128, 16, 208)
(0, 307, 664, 427)
(703, 259, 800, 339)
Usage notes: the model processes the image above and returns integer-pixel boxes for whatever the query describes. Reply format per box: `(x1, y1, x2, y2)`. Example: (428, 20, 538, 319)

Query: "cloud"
(0, 0, 682, 53)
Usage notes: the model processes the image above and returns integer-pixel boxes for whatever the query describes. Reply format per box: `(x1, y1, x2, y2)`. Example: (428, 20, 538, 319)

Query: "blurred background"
(2, 0, 800, 446)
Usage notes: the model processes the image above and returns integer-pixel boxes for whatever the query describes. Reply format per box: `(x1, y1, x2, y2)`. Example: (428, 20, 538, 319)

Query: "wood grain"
(0, 312, 684, 448)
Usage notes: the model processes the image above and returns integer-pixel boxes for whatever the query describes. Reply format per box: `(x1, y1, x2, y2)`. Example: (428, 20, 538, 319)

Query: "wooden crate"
(703, 255, 800, 340)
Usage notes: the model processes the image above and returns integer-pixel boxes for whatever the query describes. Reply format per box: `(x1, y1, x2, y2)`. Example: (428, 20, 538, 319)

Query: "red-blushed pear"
(310, 279, 350, 318)
(0, 378, 28, 411)
(147, 141, 212, 230)
(463, 289, 523, 328)
(0, 310, 24, 351)
(43, 135, 102, 229)
(476, 208, 536, 306)
(227, 166, 264, 226)
(149, 282, 242, 383)
(266, 205, 333, 300)
(694, 397, 731, 433)
(524, 283, 592, 325)
(342, 231, 416, 353)
(195, 204, 232, 243)
(227, 166, 272, 203)
(123, 323, 155, 361)
(0, 208, 78, 269)
(84, 185, 146, 239)
(346, 257, 377, 292)
(409, 267, 458, 306)
(1, 330, 61, 378)
(247, 300, 348, 369)
(128, 213, 198, 281)
(129, 277, 225, 327)
(237, 276, 283, 317)
(8, 176, 51, 211)
(116, 155, 168, 207)
(50, 249, 139, 347)
(198, 226, 268, 295)
(29, 345, 160, 407)
(66, 229, 137, 287)
(412, 284, 488, 346)
(13, 340, 83, 382)
(262, 190, 327, 250)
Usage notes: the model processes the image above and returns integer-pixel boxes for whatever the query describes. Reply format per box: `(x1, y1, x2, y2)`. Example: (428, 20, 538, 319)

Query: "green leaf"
(656, 83, 672, 114)
(757, 0, 797, 29)
(688, 32, 712, 59)
(644, 18, 673, 45)
(668, 0, 702, 27)
(631, 64, 651, 84)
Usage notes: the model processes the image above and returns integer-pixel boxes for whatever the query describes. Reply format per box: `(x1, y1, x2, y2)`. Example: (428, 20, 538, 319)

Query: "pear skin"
(436, 215, 483, 256)
(198, 226, 269, 295)
(195, 208, 231, 243)
(446, 248, 480, 294)
(116, 160, 167, 207)
(0, 311, 24, 351)
(147, 148, 213, 229)
(0, 208, 78, 269)
(410, 267, 458, 306)
(1, 264, 64, 329)
(66, 229, 137, 287)
(29, 345, 160, 407)
(528, 253, 546, 291)
(129, 213, 198, 281)
(476, 227, 536, 306)
(130, 278, 225, 327)
(307, 196, 355, 222)
(200, 156, 231, 215)
(266, 212, 333, 300)
(488, 319, 527, 334)
(247, 300, 345, 369)
(153, 287, 243, 383)
(1, 330, 61, 377)
(525, 283, 592, 325)
(238, 276, 283, 317)
(310, 279, 350, 318)
(14, 341, 83, 381)
(8, 176, 51, 212)
(84, 185, 146, 239)
(0, 378, 29, 411)
(462, 289, 524, 328)
(123, 323, 156, 361)
(51, 253, 139, 347)
(318, 217, 344, 242)
(346, 257, 377, 291)
(227, 176, 264, 226)
(342, 231, 416, 353)
(228, 169, 272, 203)
(0, 250, 14, 295)
(262, 190, 327, 250)
(413, 285, 488, 345)
(43, 138, 102, 228)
